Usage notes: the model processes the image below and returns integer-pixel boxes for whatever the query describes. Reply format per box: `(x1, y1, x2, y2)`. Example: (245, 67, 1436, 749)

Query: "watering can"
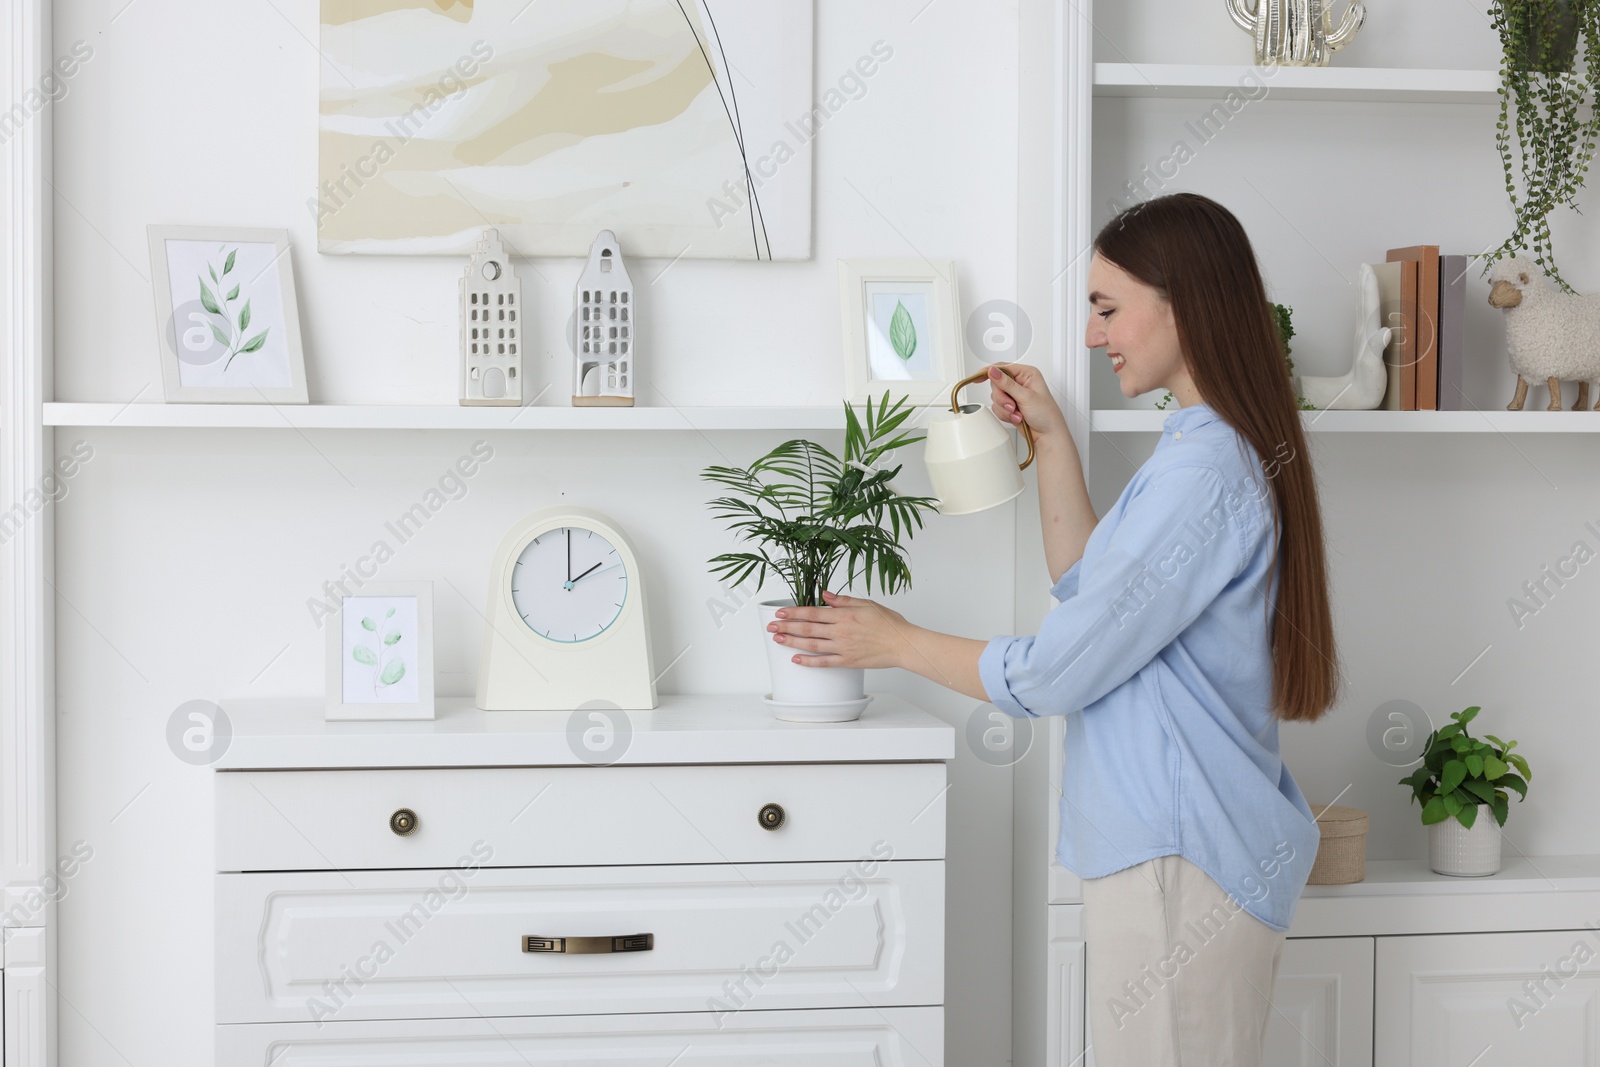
(923, 365, 1037, 516)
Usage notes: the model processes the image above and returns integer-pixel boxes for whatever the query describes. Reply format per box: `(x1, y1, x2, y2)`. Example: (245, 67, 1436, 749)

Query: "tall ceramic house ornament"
(572, 229, 635, 407)
(1226, 0, 1364, 66)
(460, 228, 522, 406)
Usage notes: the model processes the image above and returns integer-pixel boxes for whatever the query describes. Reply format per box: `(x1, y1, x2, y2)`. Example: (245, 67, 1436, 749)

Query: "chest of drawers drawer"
(216, 761, 947, 871)
(220, 1006, 944, 1065)
(217, 858, 943, 1024)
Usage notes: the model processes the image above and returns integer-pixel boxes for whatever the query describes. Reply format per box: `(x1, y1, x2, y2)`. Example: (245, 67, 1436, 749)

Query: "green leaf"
(239, 330, 268, 354)
(208, 264, 217, 284)
(199, 280, 221, 315)
(383, 630, 402, 646)
(1440, 759, 1467, 794)
(226, 285, 240, 303)
(1456, 801, 1478, 829)
(1482, 754, 1509, 779)
(1420, 795, 1450, 824)
(1465, 753, 1483, 777)
(223, 249, 236, 275)
(889, 301, 917, 361)
(360, 616, 376, 631)
(1443, 792, 1462, 816)
(378, 658, 406, 686)
(351, 644, 377, 666)
(209, 323, 230, 348)
(239, 300, 251, 332)
(385, 607, 395, 618)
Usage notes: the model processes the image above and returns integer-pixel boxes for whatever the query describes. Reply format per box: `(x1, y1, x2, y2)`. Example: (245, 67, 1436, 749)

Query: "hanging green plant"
(1485, 0, 1600, 293)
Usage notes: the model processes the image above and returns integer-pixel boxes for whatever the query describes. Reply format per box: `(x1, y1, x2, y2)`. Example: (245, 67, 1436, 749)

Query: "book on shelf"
(1437, 253, 1468, 411)
(1386, 245, 1439, 410)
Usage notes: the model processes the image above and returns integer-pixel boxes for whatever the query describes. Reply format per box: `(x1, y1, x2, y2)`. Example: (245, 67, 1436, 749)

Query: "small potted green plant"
(1398, 705, 1532, 876)
(701, 392, 940, 721)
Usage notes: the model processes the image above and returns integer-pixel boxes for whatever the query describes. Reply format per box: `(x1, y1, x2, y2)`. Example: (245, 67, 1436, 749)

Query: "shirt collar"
(1162, 401, 1220, 436)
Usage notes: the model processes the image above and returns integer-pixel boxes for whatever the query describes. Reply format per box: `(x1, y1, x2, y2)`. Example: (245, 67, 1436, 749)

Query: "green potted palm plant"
(1398, 705, 1532, 876)
(701, 392, 940, 721)
(1485, 0, 1600, 291)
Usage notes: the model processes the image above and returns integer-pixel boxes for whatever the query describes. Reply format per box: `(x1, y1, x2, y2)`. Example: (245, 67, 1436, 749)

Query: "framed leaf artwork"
(838, 259, 964, 408)
(324, 581, 435, 722)
(146, 225, 309, 403)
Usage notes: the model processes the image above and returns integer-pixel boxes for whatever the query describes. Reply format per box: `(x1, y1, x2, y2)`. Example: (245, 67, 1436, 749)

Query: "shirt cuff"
(979, 635, 1033, 718)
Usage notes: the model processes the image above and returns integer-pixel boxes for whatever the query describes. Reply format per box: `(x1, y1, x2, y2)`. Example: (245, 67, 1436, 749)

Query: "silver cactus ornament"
(1226, 0, 1365, 66)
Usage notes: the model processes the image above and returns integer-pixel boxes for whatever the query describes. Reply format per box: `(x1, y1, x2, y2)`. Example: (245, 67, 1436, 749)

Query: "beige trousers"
(1081, 853, 1286, 1067)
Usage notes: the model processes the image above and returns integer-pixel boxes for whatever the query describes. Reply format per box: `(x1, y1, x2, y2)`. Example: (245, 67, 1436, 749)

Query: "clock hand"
(564, 561, 623, 590)
(566, 528, 572, 583)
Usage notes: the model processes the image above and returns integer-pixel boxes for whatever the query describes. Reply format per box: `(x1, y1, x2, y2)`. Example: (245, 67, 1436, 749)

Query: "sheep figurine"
(1488, 254, 1600, 411)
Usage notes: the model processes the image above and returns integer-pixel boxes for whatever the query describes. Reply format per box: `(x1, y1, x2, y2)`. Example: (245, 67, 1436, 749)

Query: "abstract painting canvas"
(317, 0, 814, 259)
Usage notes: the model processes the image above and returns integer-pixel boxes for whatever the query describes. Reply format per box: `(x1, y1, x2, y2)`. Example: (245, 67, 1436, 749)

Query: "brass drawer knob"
(758, 802, 785, 831)
(389, 808, 419, 836)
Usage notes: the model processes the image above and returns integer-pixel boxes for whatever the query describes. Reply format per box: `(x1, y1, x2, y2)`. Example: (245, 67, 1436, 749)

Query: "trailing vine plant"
(1486, 0, 1600, 293)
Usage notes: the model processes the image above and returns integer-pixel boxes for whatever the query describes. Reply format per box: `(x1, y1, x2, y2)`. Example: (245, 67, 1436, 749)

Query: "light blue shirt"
(978, 401, 1320, 933)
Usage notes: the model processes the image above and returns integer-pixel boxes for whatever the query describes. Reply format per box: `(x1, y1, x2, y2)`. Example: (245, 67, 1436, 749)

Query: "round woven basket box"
(1306, 803, 1368, 885)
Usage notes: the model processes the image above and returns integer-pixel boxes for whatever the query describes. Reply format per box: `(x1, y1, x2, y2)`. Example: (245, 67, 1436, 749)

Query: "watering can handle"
(951, 366, 1036, 471)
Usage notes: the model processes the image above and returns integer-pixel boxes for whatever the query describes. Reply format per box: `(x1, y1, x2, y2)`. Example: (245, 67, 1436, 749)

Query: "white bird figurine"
(1296, 261, 1390, 410)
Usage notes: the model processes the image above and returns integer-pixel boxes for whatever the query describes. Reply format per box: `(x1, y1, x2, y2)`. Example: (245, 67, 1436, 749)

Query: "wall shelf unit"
(42, 402, 848, 431)
(1093, 63, 1501, 103)
(1093, 408, 1600, 433)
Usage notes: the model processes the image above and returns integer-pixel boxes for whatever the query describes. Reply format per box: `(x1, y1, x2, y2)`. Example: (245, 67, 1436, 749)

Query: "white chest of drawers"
(213, 694, 953, 1066)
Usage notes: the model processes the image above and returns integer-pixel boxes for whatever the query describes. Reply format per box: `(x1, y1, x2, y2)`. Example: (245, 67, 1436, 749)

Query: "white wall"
(49, 2, 1021, 1064)
(1088, 0, 1600, 865)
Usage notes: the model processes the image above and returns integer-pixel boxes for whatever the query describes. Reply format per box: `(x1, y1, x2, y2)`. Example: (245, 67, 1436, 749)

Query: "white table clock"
(476, 505, 657, 711)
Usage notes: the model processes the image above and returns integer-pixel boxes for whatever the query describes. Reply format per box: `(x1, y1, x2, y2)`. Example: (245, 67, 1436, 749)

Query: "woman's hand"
(767, 591, 911, 670)
(988, 362, 1069, 444)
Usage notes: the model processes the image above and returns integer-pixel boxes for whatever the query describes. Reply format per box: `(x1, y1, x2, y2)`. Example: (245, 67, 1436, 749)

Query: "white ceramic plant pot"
(758, 599, 867, 721)
(1428, 806, 1502, 876)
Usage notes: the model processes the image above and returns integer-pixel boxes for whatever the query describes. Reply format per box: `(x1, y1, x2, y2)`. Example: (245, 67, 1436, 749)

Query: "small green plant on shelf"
(1485, 0, 1600, 292)
(1156, 302, 1312, 410)
(1398, 705, 1532, 829)
(700, 391, 943, 608)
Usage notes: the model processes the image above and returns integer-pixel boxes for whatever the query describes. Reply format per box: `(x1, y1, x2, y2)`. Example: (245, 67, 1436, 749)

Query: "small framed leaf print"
(324, 581, 435, 721)
(838, 259, 964, 408)
(147, 225, 309, 403)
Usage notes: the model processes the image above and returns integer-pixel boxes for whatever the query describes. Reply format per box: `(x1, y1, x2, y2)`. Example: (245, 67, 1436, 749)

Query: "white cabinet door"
(1047, 904, 1086, 1067)
(1376, 930, 1600, 1067)
(1263, 936, 1374, 1067)
(219, 1006, 944, 1066)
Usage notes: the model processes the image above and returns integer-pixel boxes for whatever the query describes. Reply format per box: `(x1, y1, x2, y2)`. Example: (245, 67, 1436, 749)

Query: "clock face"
(509, 525, 629, 643)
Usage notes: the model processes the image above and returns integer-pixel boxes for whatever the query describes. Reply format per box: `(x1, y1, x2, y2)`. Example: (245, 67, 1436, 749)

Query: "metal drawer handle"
(758, 802, 785, 830)
(389, 808, 419, 836)
(523, 933, 654, 954)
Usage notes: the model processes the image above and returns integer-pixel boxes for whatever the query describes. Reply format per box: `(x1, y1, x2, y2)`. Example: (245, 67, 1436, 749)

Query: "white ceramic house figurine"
(572, 229, 635, 407)
(1297, 261, 1390, 409)
(459, 228, 522, 407)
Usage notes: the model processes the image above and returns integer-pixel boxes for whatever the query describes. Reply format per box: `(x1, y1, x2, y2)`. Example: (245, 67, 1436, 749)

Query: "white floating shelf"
(1095, 408, 1600, 433)
(42, 402, 847, 431)
(1094, 63, 1500, 103)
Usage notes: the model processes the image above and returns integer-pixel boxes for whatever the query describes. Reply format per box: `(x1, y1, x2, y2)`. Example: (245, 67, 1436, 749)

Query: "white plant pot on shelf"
(1428, 806, 1503, 876)
(758, 599, 868, 722)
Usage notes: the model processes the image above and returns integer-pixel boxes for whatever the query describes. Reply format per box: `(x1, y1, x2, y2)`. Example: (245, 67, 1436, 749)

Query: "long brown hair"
(1095, 192, 1338, 723)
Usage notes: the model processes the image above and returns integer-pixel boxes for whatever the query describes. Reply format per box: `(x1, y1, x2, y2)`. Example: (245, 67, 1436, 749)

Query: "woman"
(766, 192, 1338, 1066)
